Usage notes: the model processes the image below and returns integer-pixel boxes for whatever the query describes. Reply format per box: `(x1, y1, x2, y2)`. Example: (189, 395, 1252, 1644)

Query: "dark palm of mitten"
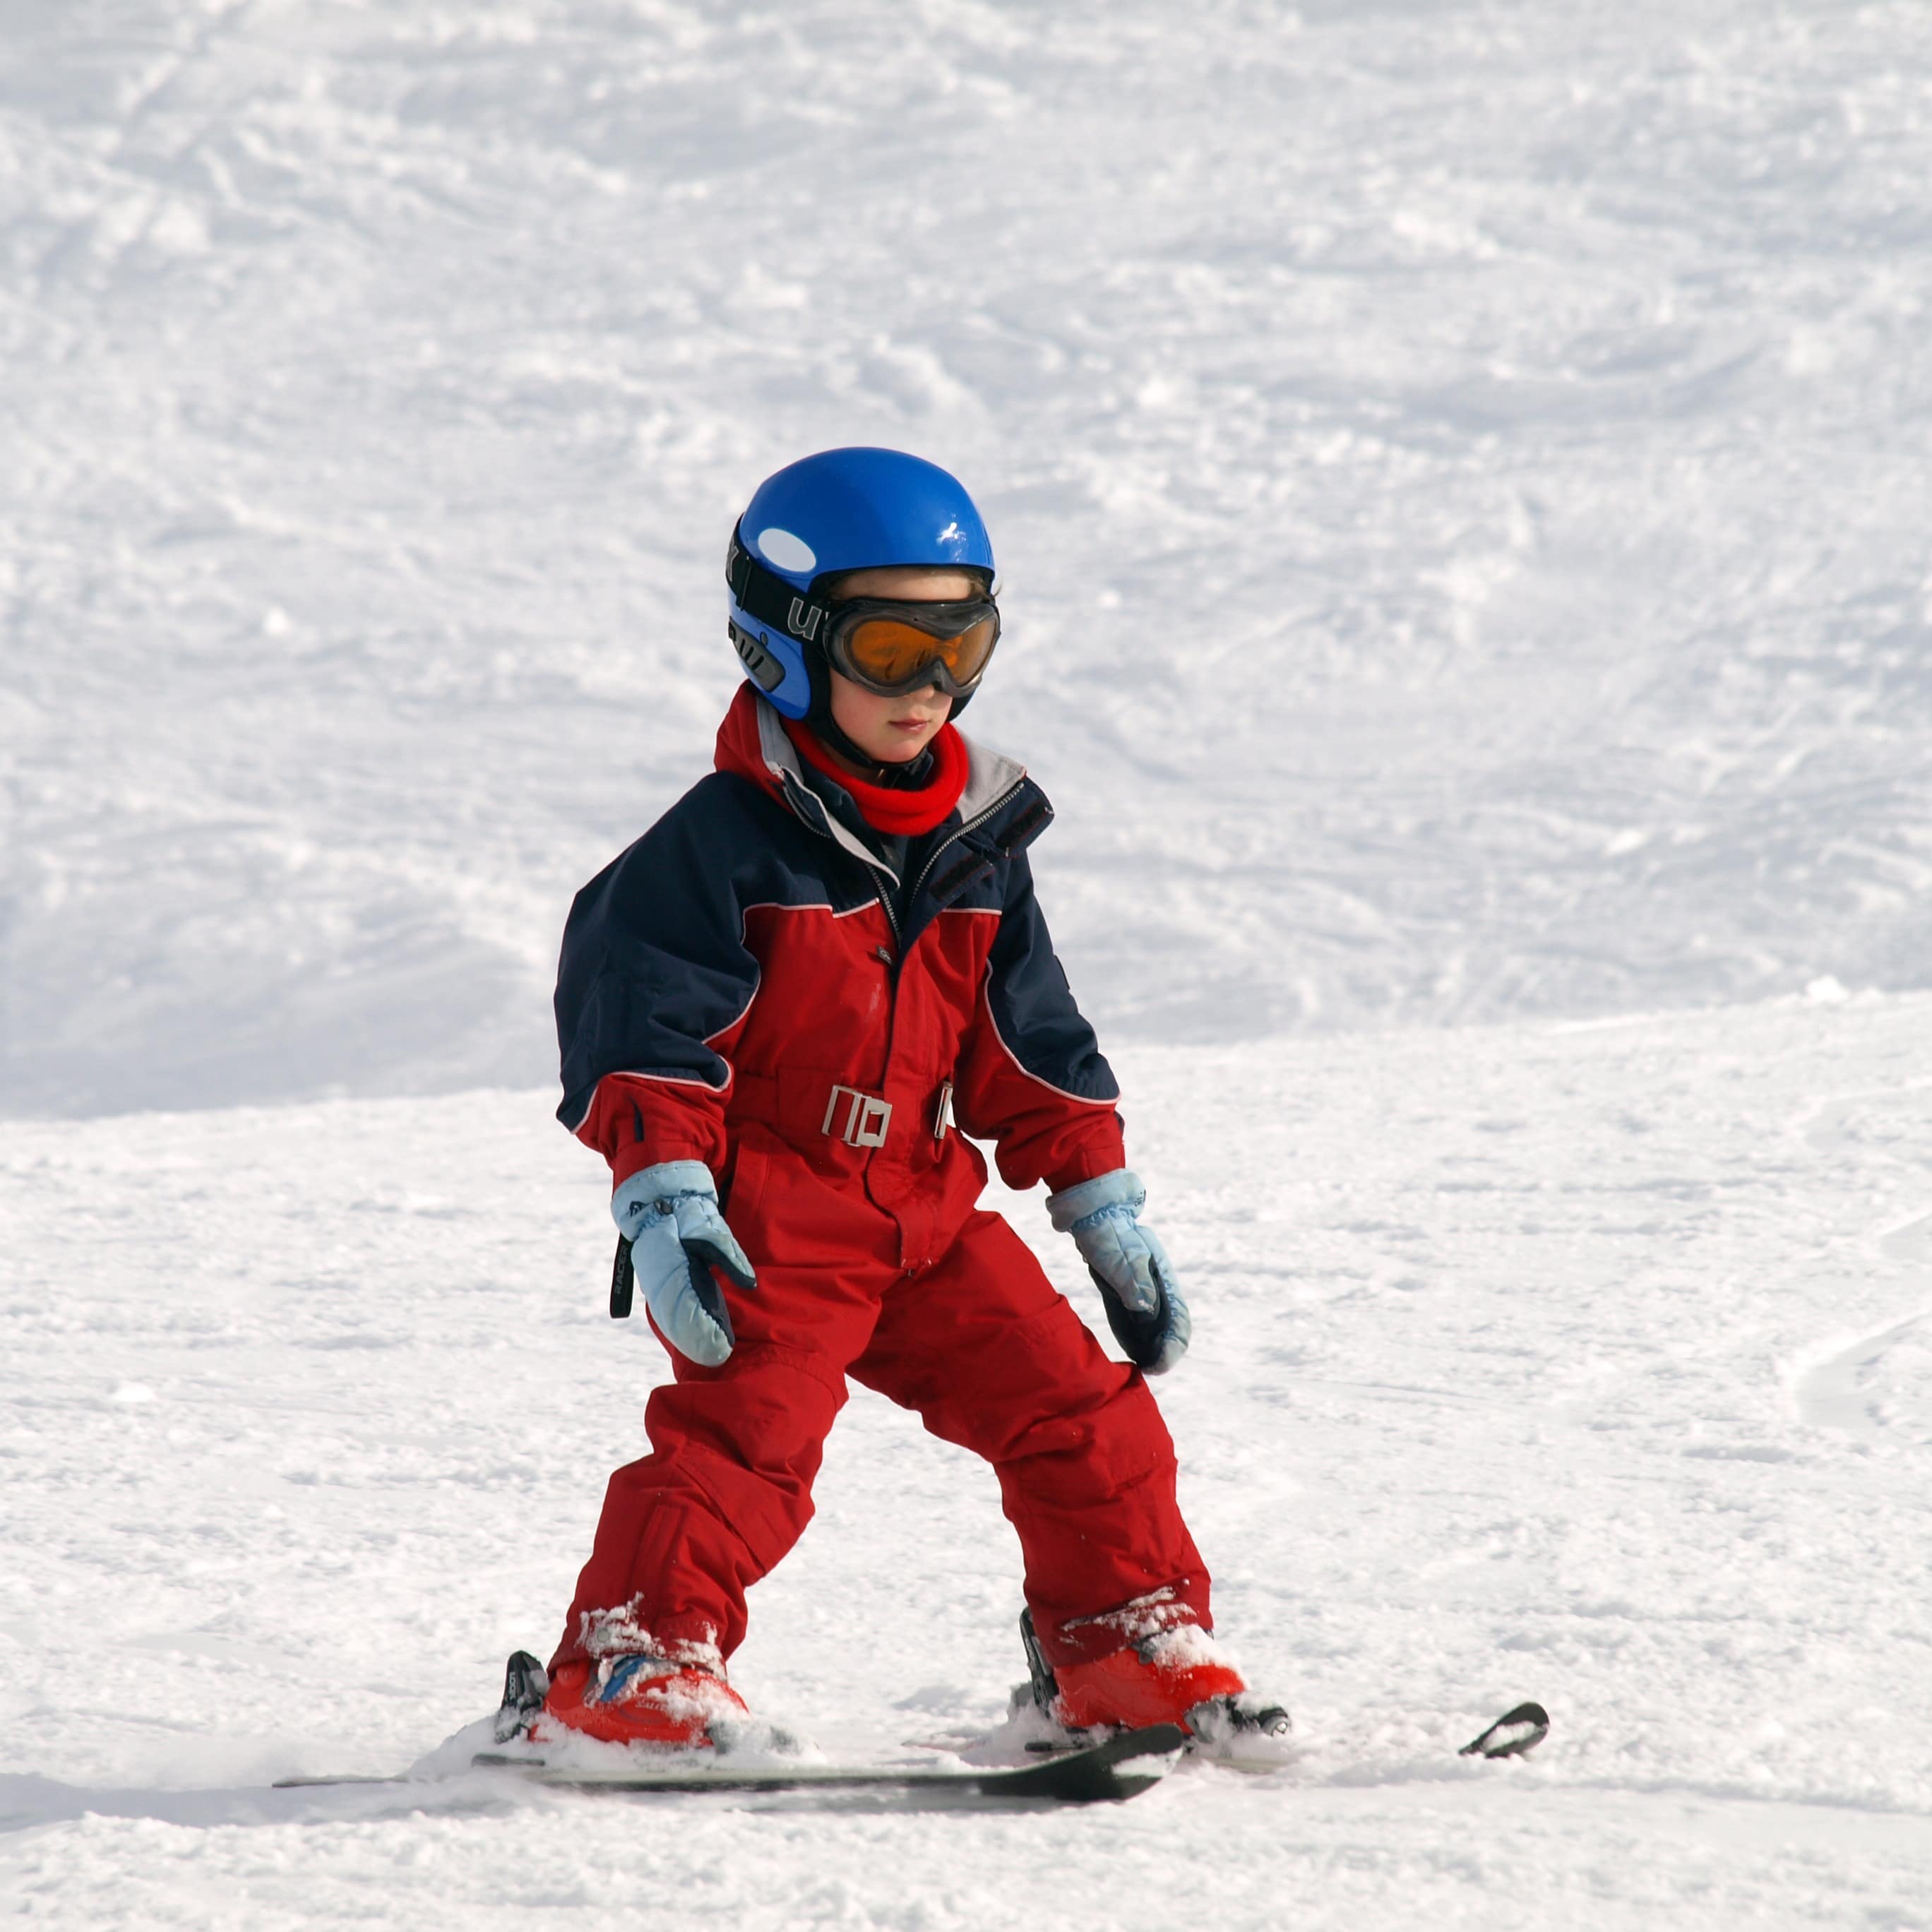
(1089, 1254, 1191, 1374)
(1090, 1263, 1167, 1367)
(682, 1236, 757, 1346)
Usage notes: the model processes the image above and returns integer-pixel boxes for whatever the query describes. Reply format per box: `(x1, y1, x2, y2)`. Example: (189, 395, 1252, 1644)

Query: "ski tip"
(1458, 1701, 1550, 1760)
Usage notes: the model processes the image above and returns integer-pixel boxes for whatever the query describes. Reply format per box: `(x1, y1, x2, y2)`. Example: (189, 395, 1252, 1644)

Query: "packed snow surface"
(8, 1001, 1932, 1926)
(4, 0, 1931, 1926)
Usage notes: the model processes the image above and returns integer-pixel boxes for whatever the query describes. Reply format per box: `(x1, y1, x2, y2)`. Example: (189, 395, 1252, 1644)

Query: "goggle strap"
(726, 524, 837, 648)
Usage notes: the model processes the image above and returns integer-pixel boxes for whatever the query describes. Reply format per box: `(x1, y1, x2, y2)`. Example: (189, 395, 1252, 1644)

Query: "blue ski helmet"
(724, 447, 996, 722)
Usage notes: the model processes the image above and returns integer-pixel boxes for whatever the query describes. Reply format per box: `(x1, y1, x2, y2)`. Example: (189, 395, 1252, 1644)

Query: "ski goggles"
(824, 596, 1001, 700)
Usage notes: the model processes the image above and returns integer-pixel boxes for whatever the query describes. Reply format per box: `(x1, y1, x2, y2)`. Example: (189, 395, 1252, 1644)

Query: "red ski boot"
(1054, 1626, 1248, 1732)
(534, 1652, 750, 1749)
(1037, 1618, 1291, 1750)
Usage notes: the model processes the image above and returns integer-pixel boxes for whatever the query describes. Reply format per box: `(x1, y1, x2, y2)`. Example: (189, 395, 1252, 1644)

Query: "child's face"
(825, 566, 976, 765)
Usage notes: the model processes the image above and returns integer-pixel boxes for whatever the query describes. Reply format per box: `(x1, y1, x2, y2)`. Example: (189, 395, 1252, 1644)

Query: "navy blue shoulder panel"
(896, 772, 1053, 943)
(554, 771, 866, 1128)
(980, 845, 1119, 1105)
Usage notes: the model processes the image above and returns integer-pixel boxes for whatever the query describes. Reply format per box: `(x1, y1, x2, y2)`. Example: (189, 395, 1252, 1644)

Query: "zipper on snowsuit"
(779, 773, 1024, 964)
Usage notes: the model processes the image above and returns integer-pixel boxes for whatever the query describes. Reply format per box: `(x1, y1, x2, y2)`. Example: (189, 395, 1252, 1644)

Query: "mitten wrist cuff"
(1046, 1167, 1145, 1234)
(612, 1159, 718, 1233)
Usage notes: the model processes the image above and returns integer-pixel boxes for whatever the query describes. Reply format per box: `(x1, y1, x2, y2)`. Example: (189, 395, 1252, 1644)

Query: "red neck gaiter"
(782, 717, 969, 836)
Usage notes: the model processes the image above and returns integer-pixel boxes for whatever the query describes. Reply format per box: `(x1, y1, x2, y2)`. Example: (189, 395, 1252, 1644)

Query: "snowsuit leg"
(550, 1136, 900, 1670)
(850, 1209, 1210, 1669)
(552, 1136, 1211, 1676)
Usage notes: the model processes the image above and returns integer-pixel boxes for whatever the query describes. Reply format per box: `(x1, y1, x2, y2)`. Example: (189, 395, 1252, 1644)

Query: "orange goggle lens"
(835, 609, 999, 692)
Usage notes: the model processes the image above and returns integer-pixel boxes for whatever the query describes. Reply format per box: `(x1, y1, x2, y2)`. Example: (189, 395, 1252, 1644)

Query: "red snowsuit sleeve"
(573, 1072, 732, 1189)
(952, 850, 1126, 1195)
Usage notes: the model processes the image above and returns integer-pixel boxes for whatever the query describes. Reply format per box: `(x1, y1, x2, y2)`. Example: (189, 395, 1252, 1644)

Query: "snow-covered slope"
(6, 995, 1932, 1927)
(6, 0, 1931, 1114)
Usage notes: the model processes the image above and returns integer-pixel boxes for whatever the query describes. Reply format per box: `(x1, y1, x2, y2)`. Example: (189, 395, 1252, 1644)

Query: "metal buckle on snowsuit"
(822, 1084, 893, 1148)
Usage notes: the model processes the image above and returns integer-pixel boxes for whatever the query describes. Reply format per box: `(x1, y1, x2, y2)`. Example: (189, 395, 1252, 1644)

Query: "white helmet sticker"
(756, 527, 817, 574)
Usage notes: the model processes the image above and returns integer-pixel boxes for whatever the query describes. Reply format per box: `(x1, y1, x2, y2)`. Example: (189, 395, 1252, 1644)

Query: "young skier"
(535, 447, 1281, 1752)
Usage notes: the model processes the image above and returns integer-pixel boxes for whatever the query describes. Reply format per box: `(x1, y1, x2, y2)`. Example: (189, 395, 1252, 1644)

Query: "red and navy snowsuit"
(549, 684, 1211, 1673)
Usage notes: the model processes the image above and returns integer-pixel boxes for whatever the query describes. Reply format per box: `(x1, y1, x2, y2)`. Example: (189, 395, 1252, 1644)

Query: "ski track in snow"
(6, 1, 1932, 1926)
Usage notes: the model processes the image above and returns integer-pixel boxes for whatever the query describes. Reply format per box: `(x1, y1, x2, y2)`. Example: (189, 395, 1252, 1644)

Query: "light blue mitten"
(1046, 1169, 1191, 1375)
(612, 1161, 758, 1368)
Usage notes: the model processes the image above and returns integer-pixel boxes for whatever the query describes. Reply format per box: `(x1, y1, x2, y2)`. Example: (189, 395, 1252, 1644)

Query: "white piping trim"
(567, 1065, 726, 1135)
(977, 962, 1123, 1109)
(753, 700, 895, 878)
(568, 890, 894, 1133)
(744, 895, 880, 922)
(598, 1067, 728, 1093)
